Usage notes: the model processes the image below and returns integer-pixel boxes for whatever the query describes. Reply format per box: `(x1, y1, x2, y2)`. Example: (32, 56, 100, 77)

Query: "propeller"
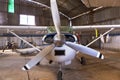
(50, 0, 61, 41)
(65, 42, 104, 59)
(22, 44, 54, 70)
(50, 0, 104, 59)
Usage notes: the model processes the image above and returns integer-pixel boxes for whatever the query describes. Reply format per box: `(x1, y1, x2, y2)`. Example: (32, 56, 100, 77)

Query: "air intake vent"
(55, 50, 65, 56)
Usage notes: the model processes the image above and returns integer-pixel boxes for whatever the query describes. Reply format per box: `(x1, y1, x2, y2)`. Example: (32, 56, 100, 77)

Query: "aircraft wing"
(0, 26, 48, 35)
(0, 26, 48, 30)
(72, 25, 120, 30)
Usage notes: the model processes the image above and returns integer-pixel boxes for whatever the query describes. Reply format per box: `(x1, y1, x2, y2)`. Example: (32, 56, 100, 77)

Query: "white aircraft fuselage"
(46, 44, 76, 65)
(42, 33, 77, 65)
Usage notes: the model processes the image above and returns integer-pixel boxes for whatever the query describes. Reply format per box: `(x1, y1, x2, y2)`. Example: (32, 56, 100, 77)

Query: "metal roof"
(23, 0, 120, 18)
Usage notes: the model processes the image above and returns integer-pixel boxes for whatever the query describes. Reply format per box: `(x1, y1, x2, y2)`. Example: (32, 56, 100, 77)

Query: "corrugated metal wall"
(0, 37, 7, 48)
(73, 7, 120, 25)
(0, 0, 68, 26)
(101, 36, 120, 51)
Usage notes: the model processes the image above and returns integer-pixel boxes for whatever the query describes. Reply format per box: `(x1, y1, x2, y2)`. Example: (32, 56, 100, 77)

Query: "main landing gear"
(57, 64, 63, 80)
(80, 56, 86, 65)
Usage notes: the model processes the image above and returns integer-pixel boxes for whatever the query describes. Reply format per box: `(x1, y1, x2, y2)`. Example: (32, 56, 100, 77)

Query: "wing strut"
(8, 30, 40, 52)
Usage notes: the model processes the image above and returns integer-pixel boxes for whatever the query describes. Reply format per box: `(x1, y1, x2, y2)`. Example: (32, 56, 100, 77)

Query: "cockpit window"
(43, 33, 76, 44)
(44, 34, 54, 44)
(65, 35, 75, 42)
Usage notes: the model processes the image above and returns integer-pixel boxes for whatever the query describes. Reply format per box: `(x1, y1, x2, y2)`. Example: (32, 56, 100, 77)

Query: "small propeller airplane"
(0, 0, 119, 80)
(21, 0, 105, 80)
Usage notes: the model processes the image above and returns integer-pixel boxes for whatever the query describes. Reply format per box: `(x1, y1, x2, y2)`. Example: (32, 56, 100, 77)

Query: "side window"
(44, 35, 54, 44)
(43, 33, 76, 44)
(65, 35, 75, 42)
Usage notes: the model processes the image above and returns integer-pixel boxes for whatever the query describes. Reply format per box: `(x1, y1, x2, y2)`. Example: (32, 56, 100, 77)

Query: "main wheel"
(57, 71, 63, 80)
(80, 57, 86, 65)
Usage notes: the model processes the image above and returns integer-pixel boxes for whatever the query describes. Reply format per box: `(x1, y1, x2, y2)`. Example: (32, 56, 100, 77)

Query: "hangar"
(0, 0, 120, 80)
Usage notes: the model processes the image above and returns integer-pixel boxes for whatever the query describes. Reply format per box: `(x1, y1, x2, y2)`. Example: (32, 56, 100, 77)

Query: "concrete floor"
(0, 49, 120, 80)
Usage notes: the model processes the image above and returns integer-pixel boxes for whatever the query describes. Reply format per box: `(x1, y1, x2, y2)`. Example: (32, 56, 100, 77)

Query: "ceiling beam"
(71, 6, 103, 20)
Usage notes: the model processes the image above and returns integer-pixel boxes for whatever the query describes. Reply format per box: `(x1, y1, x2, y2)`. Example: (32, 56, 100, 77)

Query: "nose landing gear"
(57, 64, 63, 80)
(57, 70, 63, 80)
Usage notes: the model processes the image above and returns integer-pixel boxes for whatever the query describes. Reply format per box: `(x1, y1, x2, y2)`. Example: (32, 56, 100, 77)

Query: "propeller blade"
(22, 44, 55, 70)
(50, 0, 61, 40)
(65, 42, 104, 59)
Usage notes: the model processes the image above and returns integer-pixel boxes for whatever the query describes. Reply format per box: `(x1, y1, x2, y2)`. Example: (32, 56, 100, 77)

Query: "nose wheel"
(57, 70, 63, 80)
(57, 64, 63, 80)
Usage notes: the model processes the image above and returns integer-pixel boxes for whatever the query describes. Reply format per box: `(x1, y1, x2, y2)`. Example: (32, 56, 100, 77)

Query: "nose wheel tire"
(57, 71, 63, 80)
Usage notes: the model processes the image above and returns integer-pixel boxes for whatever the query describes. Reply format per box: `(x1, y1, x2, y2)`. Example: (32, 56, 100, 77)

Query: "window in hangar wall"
(20, 14, 35, 25)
